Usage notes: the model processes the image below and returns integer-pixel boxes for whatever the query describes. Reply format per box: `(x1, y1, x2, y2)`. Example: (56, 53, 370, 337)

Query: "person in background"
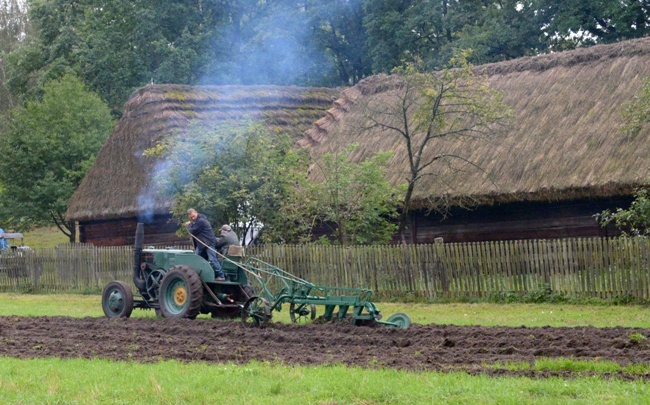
(215, 224, 240, 261)
(0, 228, 7, 250)
(184, 208, 226, 281)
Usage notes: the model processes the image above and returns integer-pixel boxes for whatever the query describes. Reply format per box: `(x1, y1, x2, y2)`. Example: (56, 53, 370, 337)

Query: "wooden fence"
(0, 237, 648, 300)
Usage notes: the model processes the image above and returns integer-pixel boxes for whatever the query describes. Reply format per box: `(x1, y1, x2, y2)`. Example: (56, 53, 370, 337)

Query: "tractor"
(102, 223, 253, 319)
(101, 223, 411, 329)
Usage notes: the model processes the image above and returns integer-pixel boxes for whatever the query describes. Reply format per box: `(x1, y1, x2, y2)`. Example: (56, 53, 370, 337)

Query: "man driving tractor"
(184, 208, 226, 281)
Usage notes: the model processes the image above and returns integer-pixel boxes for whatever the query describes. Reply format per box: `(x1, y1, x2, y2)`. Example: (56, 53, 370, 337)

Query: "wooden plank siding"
(78, 197, 632, 247)
(1, 237, 648, 301)
(407, 197, 631, 244)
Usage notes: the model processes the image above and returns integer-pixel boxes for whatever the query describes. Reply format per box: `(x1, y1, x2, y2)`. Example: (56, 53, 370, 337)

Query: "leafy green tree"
(0, 74, 115, 241)
(294, 144, 403, 245)
(600, 189, 650, 237)
(535, 0, 650, 49)
(0, 0, 30, 113)
(358, 52, 512, 240)
(150, 121, 308, 244)
(363, 0, 649, 72)
(308, 0, 370, 85)
(363, 0, 543, 72)
(206, 0, 341, 86)
(150, 121, 401, 245)
(449, 1, 544, 63)
(10, 0, 226, 114)
(13, 0, 349, 112)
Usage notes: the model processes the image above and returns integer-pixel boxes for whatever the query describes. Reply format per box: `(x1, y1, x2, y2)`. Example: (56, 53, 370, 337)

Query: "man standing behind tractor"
(216, 224, 240, 261)
(185, 208, 226, 281)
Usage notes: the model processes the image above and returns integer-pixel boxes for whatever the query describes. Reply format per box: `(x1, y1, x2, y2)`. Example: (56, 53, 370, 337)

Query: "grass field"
(1, 294, 650, 404)
(1, 357, 649, 405)
(21, 226, 69, 249)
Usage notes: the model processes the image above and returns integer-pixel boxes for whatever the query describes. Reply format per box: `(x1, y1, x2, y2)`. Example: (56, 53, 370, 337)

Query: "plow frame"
(238, 256, 406, 327)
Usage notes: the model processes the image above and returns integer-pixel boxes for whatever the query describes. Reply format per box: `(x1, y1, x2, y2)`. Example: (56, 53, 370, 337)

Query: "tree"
(534, 0, 650, 49)
(150, 121, 308, 244)
(150, 121, 402, 245)
(448, 1, 544, 63)
(358, 52, 512, 241)
(363, 0, 649, 72)
(294, 144, 403, 245)
(600, 188, 650, 237)
(363, 1, 543, 72)
(308, 0, 370, 85)
(7, 0, 228, 114)
(12, 0, 349, 113)
(0, 74, 115, 241)
(0, 0, 30, 113)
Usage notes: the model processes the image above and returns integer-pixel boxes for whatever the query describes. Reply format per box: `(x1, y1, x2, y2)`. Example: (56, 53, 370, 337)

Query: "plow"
(102, 223, 411, 329)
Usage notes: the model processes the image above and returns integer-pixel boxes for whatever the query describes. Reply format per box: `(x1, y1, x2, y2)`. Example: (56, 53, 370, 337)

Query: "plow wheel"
(385, 312, 412, 329)
(102, 281, 134, 318)
(289, 303, 317, 324)
(241, 296, 272, 328)
(159, 265, 203, 319)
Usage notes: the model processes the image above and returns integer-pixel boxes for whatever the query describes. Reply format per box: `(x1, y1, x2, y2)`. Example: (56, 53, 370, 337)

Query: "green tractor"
(102, 223, 411, 329)
(102, 223, 254, 319)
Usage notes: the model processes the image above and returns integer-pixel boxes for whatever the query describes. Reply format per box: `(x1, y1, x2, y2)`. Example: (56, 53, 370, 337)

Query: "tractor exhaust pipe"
(132, 222, 146, 291)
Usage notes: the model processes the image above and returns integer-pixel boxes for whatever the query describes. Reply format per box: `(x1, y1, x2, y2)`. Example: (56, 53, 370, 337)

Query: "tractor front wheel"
(159, 265, 203, 319)
(102, 281, 134, 318)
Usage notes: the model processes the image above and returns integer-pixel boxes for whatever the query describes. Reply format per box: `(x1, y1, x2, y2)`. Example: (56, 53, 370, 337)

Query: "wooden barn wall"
(79, 215, 189, 246)
(79, 197, 632, 246)
(406, 197, 631, 244)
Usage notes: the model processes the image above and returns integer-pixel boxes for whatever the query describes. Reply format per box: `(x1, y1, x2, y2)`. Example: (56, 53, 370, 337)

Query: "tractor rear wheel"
(102, 281, 134, 318)
(159, 265, 203, 319)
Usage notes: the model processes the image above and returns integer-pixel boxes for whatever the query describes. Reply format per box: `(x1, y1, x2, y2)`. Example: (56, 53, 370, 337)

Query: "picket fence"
(0, 237, 648, 300)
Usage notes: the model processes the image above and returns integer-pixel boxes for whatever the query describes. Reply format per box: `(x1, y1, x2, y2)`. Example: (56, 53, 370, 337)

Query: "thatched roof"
(66, 84, 341, 221)
(300, 37, 650, 209)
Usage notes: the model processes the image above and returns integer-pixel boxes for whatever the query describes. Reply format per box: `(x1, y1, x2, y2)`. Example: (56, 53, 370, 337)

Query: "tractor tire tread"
(159, 265, 203, 319)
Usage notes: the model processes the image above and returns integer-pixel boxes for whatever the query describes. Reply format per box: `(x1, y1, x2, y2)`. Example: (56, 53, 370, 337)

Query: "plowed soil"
(2, 316, 650, 379)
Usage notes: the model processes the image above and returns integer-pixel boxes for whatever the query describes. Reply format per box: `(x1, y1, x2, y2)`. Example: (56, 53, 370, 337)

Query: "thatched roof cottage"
(66, 85, 341, 245)
(299, 37, 650, 242)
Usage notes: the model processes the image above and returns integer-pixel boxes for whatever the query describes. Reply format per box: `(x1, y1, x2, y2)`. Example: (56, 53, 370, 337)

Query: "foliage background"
(0, 0, 646, 238)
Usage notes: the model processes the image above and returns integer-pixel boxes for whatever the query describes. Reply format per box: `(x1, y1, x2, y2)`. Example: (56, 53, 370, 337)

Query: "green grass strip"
(487, 357, 650, 375)
(1, 357, 650, 404)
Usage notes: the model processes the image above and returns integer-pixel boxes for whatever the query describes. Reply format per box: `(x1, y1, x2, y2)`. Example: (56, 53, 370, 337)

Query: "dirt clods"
(1, 316, 649, 379)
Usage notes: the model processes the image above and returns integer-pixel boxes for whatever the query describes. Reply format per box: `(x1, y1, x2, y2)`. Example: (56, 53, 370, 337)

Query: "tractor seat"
(222, 246, 244, 282)
(227, 245, 244, 257)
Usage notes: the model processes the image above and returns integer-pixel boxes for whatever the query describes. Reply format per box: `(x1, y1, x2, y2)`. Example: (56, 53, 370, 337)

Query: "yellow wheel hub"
(173, 286, 187, 306)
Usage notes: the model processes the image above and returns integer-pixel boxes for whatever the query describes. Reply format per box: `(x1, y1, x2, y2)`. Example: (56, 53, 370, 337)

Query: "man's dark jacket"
(187, 213, 217, 254)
